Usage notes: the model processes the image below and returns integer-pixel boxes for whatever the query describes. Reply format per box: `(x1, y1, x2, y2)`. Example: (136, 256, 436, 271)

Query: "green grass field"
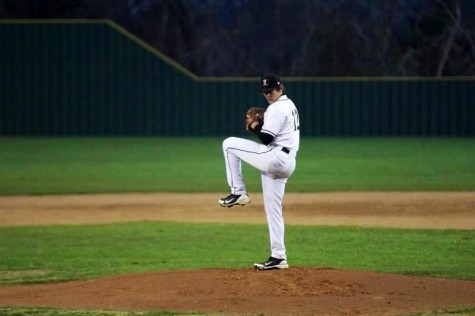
(0, 137, 474, 316)
(1, 223, 474, 284)
(1, 137, 474, 195)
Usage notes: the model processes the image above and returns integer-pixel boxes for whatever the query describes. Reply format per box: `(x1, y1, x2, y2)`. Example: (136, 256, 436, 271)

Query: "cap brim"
(261, 87, 274, 93)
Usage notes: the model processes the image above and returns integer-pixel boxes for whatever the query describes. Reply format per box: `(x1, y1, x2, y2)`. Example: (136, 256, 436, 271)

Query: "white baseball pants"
(222, 137, 296, 260)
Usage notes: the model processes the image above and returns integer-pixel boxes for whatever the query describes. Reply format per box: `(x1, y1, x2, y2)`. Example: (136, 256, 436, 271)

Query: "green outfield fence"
(1, 20, 474, 137)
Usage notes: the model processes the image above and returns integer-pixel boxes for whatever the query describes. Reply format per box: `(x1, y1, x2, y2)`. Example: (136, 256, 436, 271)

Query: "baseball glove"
(245, 107, 265, 131)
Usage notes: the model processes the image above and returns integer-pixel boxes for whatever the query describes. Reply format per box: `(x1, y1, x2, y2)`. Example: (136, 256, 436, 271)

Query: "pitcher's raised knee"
(223, 137, 239, 151)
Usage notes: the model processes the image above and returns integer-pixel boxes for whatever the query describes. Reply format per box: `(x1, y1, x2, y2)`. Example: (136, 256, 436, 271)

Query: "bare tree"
(400, 0, 475, 76)
(435, 0, 475, 76)
(1, 0, 473, 76)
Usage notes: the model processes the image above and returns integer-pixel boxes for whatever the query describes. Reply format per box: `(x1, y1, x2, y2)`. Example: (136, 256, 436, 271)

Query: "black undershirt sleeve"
(250, 124, 274, 145)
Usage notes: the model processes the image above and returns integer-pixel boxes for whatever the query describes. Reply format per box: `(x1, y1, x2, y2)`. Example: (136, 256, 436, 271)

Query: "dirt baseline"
(0, 192, 474, 315)
(1, 192, 475, 229)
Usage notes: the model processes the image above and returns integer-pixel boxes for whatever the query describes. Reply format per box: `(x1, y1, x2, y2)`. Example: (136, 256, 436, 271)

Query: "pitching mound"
(0, 267, 474, 315)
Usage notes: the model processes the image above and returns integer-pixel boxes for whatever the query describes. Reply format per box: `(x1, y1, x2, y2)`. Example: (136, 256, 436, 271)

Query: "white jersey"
(261, 95, 300, 153)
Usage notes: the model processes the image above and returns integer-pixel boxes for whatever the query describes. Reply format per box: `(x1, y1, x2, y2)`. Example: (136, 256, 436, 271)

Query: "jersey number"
(292, 109, 300, 131)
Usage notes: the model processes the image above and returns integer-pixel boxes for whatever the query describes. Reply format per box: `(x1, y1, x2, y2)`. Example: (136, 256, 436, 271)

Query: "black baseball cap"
(260, 73, 281, 92)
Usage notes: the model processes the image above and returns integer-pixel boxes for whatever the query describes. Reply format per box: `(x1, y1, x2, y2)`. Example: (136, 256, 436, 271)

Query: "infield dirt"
(0, 192, 474, 315)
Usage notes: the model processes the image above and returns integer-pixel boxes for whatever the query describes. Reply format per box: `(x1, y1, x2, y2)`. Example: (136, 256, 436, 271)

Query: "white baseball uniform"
(222, 94, 300, 260)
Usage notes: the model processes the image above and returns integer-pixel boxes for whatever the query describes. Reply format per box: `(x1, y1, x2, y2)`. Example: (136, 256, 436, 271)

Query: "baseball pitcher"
(219, 73, 300, 270)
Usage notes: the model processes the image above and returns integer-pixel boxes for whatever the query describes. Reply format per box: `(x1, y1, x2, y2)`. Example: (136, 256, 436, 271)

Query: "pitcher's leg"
(261, 172, 287, 260)
(223, 146, 245, 195)
(222, 137, 272, 195)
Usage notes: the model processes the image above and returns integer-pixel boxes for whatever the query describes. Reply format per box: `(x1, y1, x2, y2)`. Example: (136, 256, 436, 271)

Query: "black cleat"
(218, 193, 251, 208)
(253, 257, 289, 270)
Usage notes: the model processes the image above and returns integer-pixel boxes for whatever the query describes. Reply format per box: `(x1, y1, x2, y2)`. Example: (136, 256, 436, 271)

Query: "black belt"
(281, 147, 290, 154)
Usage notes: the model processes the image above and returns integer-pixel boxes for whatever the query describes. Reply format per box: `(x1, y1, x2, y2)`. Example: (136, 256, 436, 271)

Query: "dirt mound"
(0, 268, 474, 315)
